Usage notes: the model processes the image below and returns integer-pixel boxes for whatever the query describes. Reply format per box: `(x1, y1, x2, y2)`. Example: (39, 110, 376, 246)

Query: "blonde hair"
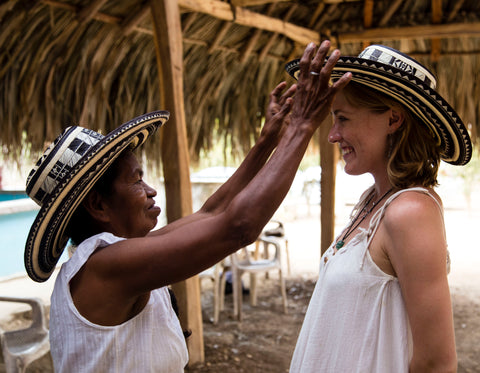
(341, 82, 441, 189)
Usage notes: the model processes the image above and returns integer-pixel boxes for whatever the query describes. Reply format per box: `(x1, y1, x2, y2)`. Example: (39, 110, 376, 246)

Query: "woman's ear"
(82, 190, 110, 224)
(388, 109, 404, 133)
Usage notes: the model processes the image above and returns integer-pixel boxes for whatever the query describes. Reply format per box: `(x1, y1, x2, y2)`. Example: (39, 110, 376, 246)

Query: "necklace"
(335, 188, 393, 250)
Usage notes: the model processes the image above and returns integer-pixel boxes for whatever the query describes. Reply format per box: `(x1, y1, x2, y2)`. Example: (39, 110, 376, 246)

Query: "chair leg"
(233, 268, 243, 321)
(231, 267, 238, 319)
(285, 239, 291, 276)
(279, 268, 288, 314)
(219, 270, 227, 312)
(3, 355, 26, 373)
(213, 267, 221, 324)
(249, 273, 257, 306)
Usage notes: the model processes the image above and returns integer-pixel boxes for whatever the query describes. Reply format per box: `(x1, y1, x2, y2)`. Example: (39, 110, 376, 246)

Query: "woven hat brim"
(285, 57, 472, 166)
(24, 111, 169, 282)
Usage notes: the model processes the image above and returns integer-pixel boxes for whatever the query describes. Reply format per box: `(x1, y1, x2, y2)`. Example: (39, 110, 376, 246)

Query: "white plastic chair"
(230, 236, 288, 321)
(260, 220, 290, 275)
(199, 263, 222, 324)
(0, 296, 50, 373)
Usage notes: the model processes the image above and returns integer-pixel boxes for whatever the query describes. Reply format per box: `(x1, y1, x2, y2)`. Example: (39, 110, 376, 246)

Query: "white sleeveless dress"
(290, 187, 446, 373)
(50, 232, 189, 373)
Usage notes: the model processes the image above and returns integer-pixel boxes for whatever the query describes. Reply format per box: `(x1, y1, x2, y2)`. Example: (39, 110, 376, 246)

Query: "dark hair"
(65, 150, 131, 246)
(341, 82, 441, 189)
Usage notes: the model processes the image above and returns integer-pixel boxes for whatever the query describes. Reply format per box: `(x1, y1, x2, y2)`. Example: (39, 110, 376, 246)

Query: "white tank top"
(50, 232, 189, 373)
(290, 187, 445, 373)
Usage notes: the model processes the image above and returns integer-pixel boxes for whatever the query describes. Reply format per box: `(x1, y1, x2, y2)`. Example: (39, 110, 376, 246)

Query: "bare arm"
(76, 41, 352, 322)
(384, 192, 457, 372)
(149, 81, 296, 235)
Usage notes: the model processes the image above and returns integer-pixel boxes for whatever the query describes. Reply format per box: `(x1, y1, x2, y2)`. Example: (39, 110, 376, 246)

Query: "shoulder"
(381, 188, 447, 275)
(383, 188, 443, 229)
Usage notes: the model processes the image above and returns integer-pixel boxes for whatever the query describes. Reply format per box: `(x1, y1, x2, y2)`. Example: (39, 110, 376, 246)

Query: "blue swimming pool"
(0, 191, 28, 202)
(0, 209, 68, 278)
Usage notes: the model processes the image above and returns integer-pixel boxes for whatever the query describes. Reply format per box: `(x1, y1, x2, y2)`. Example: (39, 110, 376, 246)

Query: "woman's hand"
(290, 40, 352, 131)
(260, 81, 296, 146)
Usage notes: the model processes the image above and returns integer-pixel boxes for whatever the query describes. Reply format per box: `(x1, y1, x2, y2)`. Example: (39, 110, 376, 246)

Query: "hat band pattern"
(284, 47, 472, 165)
(358, 45, 436, 89)
(24, 110, 169, 282)
(26, 128, 104, 206)
(330, 59, 470, 164)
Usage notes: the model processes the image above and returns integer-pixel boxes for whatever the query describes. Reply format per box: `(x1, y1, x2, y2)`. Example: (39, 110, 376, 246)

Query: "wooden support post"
(319, 119, 338, 255)
(362, 0, 374, 49)
(431, 0, 442, 62)
(150, 0, 204, 364)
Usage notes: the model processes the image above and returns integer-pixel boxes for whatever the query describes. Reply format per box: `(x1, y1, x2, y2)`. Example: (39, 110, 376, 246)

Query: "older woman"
(24, 40, 351, 372)
(287, 45, 472, 372)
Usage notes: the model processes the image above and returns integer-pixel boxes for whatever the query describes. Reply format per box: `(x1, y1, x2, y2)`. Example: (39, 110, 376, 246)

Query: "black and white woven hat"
(286, 44, 472, 166)
(24, 111, 169, 282)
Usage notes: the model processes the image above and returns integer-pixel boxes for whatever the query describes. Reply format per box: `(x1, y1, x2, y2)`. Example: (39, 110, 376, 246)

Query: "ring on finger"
(310, 71, 320, 76)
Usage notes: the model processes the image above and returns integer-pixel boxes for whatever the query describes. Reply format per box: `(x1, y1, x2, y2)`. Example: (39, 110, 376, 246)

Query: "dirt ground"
(1, 188, 480, 372)
(0, 274, 479, 373)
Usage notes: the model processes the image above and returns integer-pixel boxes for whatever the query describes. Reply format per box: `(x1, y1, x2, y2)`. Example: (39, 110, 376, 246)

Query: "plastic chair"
(199, 263, 222, 324)
(230, 236, 288, 321)
(259, 220, 290, 275)
(0, 296, 50, 373)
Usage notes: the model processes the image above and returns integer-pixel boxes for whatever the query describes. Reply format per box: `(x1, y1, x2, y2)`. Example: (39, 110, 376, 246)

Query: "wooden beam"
(338, 22, 480, 43)
(42, 0, 480, 48)
(150, 0, 204, 365)
(177, 0, 320, 45)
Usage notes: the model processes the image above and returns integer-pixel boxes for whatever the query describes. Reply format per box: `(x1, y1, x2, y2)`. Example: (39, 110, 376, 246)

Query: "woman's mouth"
(148, 203, 161, 214)
(342, 146, 353, 156)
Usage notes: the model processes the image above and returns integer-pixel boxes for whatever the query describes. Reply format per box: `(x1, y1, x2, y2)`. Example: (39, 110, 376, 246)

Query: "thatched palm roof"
(2, 1, 479, 362)
(1, 0, 479, 166)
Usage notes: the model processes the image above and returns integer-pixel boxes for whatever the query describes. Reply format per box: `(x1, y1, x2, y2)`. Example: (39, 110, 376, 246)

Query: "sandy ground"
(0, 172, 479, 372)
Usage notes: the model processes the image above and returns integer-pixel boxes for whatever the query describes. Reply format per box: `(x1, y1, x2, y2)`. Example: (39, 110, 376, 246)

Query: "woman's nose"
(145, 183, 157, 197)
(328, 124, 341, 144)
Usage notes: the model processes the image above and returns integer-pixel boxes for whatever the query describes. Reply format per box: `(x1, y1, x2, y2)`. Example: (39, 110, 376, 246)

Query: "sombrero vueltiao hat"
(24, 111, 169, 282)
(285, 44, 472, 166)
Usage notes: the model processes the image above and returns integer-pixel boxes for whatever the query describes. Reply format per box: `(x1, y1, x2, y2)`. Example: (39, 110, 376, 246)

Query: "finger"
(317, 48, 341, 87)
(298, 42, 317, 80)
(279, 84, 297, 105)
(310, 40, 331, 73)
(276, 97, 293, 118)
(323, 48, 341, 72)
(331, 72, 352, 93)
(271, 81, 287, 98)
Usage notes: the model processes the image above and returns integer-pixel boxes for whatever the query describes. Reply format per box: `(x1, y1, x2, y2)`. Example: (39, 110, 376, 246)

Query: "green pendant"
(336, 240, 344, 249)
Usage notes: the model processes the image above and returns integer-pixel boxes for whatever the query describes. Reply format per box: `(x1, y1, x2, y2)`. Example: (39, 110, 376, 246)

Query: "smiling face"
(102, 152, 160, 238)
(329, 90, 393, 178)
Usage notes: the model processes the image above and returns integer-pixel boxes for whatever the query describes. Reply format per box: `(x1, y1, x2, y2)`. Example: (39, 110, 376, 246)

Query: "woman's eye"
(334, 115, 348, 123)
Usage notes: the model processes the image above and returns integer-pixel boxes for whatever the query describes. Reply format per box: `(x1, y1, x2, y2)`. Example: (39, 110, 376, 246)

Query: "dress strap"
(364, 187, 450, 272)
